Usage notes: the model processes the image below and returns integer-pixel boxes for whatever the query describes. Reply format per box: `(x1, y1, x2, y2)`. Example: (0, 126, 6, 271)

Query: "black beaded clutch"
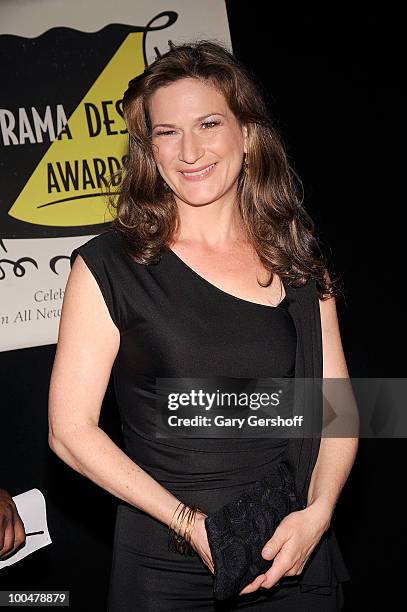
(204, 462, 303, 601)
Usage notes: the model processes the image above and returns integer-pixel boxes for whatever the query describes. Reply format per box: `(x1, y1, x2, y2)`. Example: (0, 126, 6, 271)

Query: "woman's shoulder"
(69, 228, 126, 330)
(284, 275, 318, 304)
(74, 227, 121, 251)
(70, 228, 123, 267)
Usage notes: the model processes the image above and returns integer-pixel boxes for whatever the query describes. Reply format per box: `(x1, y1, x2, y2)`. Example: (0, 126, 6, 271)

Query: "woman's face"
(148, 78, 247, 207)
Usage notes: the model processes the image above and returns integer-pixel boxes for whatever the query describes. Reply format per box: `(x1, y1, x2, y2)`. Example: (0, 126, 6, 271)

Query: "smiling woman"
(105, 41, 339, 302)
(148, 78, 246, 204)
(49, 39, 356, 612)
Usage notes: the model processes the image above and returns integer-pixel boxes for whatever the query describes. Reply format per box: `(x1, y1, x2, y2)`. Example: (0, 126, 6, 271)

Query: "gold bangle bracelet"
(168, 502, 206, 555)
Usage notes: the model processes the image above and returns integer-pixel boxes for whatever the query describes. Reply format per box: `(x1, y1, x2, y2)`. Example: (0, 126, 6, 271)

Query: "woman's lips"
(179, 162, 217, 181)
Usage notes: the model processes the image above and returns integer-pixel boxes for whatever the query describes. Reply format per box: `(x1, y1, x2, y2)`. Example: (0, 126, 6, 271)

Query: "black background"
(0, 4, 404, 610)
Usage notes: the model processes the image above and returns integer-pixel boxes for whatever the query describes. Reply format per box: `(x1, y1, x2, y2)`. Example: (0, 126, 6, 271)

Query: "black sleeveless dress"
(70, 229, 347, 611)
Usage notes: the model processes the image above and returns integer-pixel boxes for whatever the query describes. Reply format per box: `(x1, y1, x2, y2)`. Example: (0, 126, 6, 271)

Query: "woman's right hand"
(190, 513, 215, 574)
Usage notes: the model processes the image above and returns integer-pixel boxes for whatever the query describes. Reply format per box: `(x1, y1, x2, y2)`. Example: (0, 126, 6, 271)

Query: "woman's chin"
(174, 189, 223, 206)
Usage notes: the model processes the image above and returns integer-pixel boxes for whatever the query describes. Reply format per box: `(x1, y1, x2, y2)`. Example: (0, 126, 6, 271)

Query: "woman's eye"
(202, 121, 220, 129)
(155, 121, 220, 137)
(155, 130, 176, 136)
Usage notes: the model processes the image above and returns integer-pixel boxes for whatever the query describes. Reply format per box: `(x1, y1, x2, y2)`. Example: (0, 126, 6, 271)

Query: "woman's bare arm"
(306, 291, 359, 523)
(48, 254, 193, 535)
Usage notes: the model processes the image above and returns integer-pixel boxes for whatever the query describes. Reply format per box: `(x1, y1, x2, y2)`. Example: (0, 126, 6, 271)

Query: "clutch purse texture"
(204, 462, 303, 601)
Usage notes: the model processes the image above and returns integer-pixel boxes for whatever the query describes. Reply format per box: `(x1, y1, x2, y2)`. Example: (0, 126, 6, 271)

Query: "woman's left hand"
(239, 498, 333, 596)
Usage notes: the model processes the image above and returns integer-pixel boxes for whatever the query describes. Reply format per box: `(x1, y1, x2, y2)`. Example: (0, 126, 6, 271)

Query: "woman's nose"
(178, 132, 204, 164)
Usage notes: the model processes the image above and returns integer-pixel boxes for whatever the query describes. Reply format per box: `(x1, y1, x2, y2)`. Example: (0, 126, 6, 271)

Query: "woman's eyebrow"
(152, 113, 225, 130)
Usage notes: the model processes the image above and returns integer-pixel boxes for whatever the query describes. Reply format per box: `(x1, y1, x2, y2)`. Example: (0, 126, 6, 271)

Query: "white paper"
(0, 488, 52, 568)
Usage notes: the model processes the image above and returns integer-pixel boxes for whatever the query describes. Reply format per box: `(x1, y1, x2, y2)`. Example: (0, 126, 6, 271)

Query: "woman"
(49, 40, 358, 610)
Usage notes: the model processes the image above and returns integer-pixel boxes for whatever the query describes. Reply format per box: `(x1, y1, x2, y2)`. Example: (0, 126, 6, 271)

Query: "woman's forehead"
(148, 79, 228, 117)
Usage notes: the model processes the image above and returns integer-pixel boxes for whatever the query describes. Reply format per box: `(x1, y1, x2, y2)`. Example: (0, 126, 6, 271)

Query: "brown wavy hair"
(106, 39, 342, 300)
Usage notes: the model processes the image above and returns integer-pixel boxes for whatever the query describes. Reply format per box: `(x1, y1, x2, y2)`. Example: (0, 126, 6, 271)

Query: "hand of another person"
(0, 489, 26, 560)
(190, 512, 215, 574)
(239, 499, 332, 595)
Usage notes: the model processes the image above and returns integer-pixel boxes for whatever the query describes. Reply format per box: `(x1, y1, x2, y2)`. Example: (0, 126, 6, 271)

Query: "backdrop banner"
(0, 0, 231, 351)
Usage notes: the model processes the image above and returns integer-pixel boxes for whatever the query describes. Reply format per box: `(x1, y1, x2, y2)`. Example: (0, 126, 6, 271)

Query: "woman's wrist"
(167, 501, 206, 555)
(189, 512, 209, 556)
(305, 496, 335, 533)
(179, 508, 207, 536)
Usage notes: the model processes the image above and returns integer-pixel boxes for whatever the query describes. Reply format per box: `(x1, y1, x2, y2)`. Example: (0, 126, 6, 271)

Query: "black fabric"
(205, 462, 303, 601)
(70, 229, 350, 610)
(279, 272, 351, 594)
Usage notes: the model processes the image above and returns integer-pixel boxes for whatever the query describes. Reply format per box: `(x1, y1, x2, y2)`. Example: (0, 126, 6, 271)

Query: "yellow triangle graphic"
(9, 32, 144, 227)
